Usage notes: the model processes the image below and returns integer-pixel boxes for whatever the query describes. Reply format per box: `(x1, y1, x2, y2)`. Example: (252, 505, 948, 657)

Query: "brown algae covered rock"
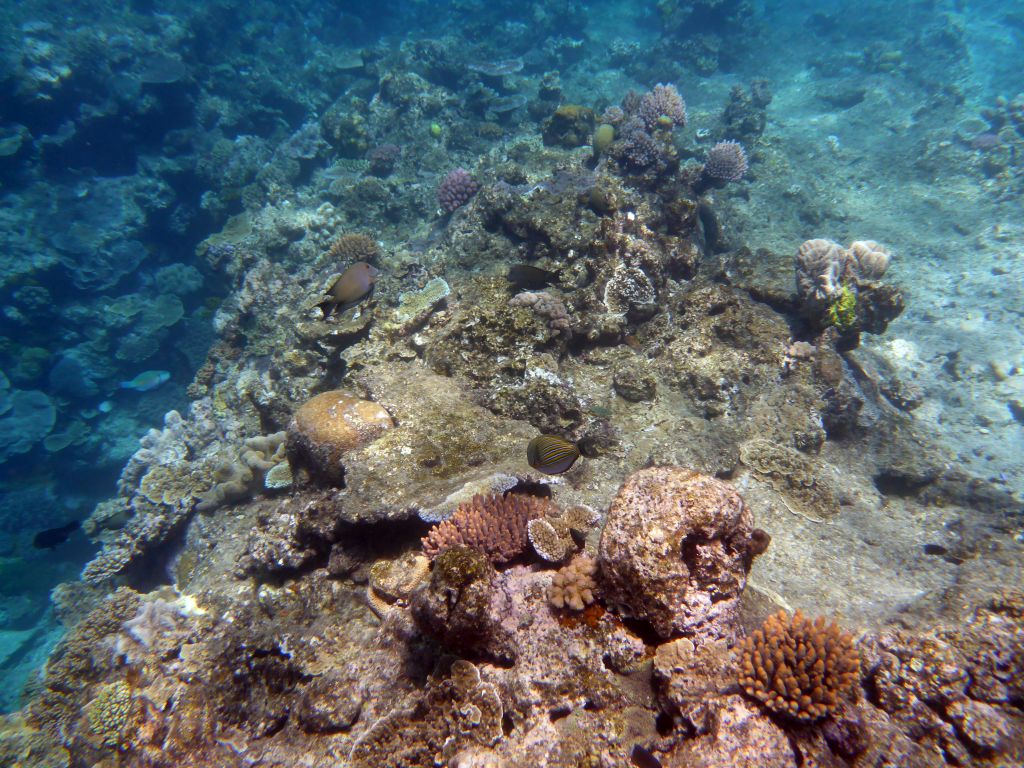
(287, 389, 395, 485)
(337, 364, 537, 524)
(598, 467, 765, 639)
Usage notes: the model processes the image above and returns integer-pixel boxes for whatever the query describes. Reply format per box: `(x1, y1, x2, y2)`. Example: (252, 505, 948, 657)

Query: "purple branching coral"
(421, 493, 554, 563)
(638, 83, 687, 129)
(437, 168, 480, 213)
(702, 140, 749, 182)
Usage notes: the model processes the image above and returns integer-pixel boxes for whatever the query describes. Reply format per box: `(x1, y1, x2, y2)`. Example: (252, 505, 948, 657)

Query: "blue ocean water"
(0, 0, 1021, 762)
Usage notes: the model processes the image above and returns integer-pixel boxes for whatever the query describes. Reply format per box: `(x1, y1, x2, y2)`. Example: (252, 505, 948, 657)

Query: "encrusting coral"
(739, 610, 860, 722)
(421, 493, 553, 563)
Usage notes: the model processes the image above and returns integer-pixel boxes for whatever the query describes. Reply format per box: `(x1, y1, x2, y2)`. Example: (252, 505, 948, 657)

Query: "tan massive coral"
(598, 467, 765, 639)
(287, 390, 394, 484)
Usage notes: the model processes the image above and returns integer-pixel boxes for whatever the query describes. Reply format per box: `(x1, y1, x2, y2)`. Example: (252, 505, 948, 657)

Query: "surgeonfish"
(527, 434, 581, 475)
(507, 264, 561, 291)
(119, 370, 171, 392)
(320, 262, 380, 317)
(33, 520, 81, 549)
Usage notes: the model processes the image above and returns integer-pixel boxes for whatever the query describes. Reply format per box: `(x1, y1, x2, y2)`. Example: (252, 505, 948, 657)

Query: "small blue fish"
(527, 435, 581, 475)
(119, 370, 171, 392)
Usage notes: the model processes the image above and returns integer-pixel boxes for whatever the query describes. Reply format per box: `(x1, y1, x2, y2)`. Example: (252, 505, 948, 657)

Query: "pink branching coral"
(703, 140, 748, 182)
(638, 83, 687, 129)
(422, 493, 554, 563)
(437, 168, 480, 213)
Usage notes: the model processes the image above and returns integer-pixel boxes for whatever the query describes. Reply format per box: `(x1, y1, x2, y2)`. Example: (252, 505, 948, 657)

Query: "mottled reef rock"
(598, 467, 762, 639)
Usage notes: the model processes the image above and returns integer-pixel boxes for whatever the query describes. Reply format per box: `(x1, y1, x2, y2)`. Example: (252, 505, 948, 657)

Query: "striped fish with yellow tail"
(526, 434, 581, 475)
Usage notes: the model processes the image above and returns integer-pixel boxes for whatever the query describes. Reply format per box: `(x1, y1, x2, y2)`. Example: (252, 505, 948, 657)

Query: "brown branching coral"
(421, 493, 553, 563)
(325, 233, 380, 264)
(739, 610, 860, 722)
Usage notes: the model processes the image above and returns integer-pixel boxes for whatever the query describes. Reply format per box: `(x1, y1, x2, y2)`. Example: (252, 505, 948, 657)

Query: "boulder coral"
(598, 467, 767, 639)
(287, 390, 394, 485)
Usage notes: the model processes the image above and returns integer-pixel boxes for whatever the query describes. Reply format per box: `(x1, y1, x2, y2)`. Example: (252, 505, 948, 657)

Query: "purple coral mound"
(703, 140, 749, 182)
(639, 83, 687, 129)
(437, 168, 480, 213)
(366, 143, 400, 176)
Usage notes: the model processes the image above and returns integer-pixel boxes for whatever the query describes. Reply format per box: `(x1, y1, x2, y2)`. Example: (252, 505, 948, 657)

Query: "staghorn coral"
(739, 610, 860, 722)
(615, 118, 665, 172)
(548, 555, 597, 611)
(422, 493, 553, 563)
(638, 83, 687, 129)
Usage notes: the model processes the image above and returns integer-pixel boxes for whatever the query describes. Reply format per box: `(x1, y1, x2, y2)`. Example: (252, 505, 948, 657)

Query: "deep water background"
(0, 0, 1021, 711)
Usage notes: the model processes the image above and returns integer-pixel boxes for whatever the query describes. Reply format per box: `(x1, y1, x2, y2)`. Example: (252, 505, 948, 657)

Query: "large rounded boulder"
(598, 467, 764, 640)
(287, 390, 394, 485)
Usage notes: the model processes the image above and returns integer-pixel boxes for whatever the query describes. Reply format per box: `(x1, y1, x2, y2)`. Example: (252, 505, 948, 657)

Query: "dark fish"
(631, 745, 663, 768)
(507, 264, 560, 290)
(33, 520, 80, 549)
(527, 435, 581, 475)
(320, 262, 380, 317)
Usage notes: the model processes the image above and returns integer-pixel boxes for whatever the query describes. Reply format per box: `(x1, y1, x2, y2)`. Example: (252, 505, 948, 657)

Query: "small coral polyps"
(739, 610, 860, 722)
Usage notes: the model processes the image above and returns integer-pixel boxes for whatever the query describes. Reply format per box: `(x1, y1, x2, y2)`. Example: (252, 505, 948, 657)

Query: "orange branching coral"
(326, 233, 379, 264)
(739, 610, 860, 722)
(421, 493, 553, 563)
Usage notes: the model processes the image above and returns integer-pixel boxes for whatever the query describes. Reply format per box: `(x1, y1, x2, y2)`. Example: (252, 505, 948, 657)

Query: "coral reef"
(4, 6, 1021, 766)
(739, 610, 860, 722)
